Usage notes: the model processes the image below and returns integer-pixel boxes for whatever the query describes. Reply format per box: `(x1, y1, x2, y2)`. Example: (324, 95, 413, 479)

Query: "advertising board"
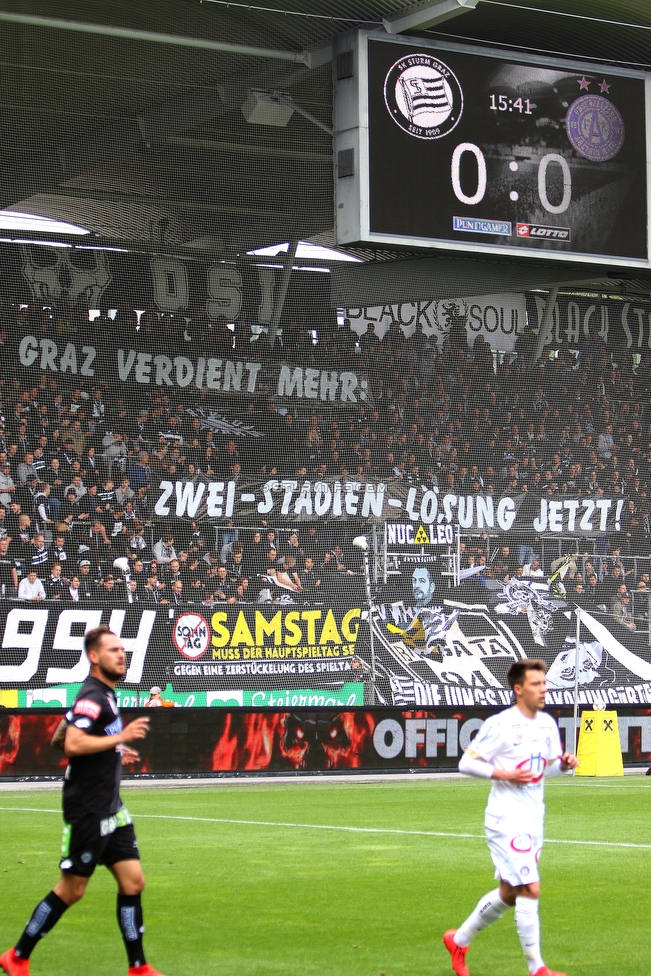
(3, 707, 651, 776)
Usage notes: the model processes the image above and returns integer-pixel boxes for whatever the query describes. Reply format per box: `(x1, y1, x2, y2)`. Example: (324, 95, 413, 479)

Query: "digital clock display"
(489, 94, 532, 113)
(334, 33, 649, 265)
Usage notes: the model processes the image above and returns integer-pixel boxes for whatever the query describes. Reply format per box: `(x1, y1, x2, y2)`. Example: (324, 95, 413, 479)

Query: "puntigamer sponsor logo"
(453, 216, 512, 236)
(517, 222, 571, 241)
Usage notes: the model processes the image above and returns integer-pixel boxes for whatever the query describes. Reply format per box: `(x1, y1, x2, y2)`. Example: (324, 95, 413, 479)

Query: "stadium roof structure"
(0, 0, 650, 294)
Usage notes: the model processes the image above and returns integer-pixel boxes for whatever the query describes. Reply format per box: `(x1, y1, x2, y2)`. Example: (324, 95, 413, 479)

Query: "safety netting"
(0, 3, 651, 712)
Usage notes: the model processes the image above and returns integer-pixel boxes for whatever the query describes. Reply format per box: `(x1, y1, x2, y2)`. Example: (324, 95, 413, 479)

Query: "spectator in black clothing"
(491, 545, 518, 578)
(30, 533, 50, 574)
(59, 489, 85, 532)
(318, 551, 338, 596)
(226, 547, 248, 584)
(124, 524, 148, 561)
(601, 564, 626, 605)
(169, 580, 185, 607)
(143, 573, 168, 605)
(283, 530, 303, 558)
(46, 563, 68, 600)
(130, 559, 148, 594)
(246, 530, 267, 575)
(81, 483, 105, 523)
(64, 575, 83, 603)
(84, 446, 101, 485)
(304, 524, 325, 562)
(0, 537, 18, 594)
(181, 520, 206, 556)
(134, 486, 153, 524)
(97, 575, 121, 606)
(214, 566, 237, 603)
(77, 561, 96, 601)
(86, 519, 112, 555)
(584, 574, 601, 608)
(125, 579, 141, 604)
(164, 558, 183, 585)
(298, 555, 321, 598)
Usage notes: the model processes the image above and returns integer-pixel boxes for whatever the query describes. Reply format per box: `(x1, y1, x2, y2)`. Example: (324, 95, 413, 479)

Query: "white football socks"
(454, 888, 511, 947)
(515, 895, 544, 974)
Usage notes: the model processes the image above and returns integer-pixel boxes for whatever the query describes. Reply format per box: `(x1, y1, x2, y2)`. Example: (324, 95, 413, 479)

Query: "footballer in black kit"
(0, 626, 168, 976)
(60, 673, 139, 877)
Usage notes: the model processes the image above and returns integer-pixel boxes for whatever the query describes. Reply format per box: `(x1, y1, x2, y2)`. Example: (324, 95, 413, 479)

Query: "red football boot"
(532, 968, 567, 976)
(442, 929, 470, 976)
(0, 949, 30, 976)
(128, 966, 168, 976)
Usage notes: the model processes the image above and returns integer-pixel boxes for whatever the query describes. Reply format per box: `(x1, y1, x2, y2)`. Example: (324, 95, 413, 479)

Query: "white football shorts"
(485, 825, 542, 887)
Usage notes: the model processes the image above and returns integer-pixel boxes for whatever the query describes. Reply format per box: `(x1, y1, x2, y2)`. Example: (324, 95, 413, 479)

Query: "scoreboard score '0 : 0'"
(334, 32, 650, 266)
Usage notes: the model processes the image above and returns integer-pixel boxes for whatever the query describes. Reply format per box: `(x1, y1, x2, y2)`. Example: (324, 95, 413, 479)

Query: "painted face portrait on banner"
(412, 566, 435, 606)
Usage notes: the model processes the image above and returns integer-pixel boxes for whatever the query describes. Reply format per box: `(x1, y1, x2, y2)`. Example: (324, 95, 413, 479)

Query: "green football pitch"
(0, 777, 649, 976)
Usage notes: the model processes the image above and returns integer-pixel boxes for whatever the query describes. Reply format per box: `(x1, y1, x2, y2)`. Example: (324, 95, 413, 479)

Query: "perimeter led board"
(334, 32, 651, 266)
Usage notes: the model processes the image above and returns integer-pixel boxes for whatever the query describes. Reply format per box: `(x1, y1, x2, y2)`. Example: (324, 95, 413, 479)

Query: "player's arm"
(64, 716, 150, 758)
(50, 718, 68, 751)
(544, 723, 577, 776)
(546, 751, 578, 776)
(121, 744, 142, 764)
(459, 749, 533, 783)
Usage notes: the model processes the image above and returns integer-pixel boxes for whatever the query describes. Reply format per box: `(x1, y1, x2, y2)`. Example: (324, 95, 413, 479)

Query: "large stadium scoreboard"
(334, 31, 651, 267)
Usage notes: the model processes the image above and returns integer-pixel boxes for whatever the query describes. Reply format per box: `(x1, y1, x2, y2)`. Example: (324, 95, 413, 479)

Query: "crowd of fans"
(1, 296, 651, 621)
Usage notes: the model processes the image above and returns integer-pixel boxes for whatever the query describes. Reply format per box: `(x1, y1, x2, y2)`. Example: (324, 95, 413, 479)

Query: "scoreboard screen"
(334, 33, 650, 266)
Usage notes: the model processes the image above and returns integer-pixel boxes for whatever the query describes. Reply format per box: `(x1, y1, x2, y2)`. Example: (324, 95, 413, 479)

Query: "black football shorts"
(59, 807, 139, 877)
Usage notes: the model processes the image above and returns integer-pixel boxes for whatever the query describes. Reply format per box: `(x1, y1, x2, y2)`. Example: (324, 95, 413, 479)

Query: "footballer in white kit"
(443, 659, 577, 976)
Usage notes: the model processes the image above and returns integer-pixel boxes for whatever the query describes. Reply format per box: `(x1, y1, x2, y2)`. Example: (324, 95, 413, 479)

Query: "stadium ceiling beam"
(165, 137, 331, 162)
(383, 0, 480, 35)
(43, 190, 293, 218)
(0, 10, 327, 68)
(531, 286, 559, 364)
(268, 239, 299, 348)
(268, 92, 333, 137)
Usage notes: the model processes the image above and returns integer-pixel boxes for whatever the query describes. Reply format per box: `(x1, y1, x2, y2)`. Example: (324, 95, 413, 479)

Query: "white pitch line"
(0, 806, 649, 850)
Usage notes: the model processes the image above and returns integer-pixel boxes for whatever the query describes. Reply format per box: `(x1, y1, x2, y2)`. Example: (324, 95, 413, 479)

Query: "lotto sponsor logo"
(73, 698, 101, 720)
(517, 222, 571, 241)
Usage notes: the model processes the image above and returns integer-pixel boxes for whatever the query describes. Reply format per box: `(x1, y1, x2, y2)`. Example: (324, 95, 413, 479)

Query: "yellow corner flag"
(576, 710, 624, 777)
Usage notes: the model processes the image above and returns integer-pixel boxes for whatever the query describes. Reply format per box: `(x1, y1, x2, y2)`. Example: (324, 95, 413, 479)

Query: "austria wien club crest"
(565, 94, 625, 162)
(384, 53, 464, 139)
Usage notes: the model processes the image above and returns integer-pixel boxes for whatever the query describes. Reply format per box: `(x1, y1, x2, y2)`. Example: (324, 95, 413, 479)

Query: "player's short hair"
(507, 659, 547, 690)
(84, 625, 114, 656)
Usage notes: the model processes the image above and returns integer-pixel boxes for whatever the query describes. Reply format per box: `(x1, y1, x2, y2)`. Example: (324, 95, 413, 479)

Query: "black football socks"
(117, 893, 146, 968)
(15, 891, 68, 958)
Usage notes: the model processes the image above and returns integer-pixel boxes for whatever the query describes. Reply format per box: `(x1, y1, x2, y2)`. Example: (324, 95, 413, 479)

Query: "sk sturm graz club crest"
(384, 53, 463, 139)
